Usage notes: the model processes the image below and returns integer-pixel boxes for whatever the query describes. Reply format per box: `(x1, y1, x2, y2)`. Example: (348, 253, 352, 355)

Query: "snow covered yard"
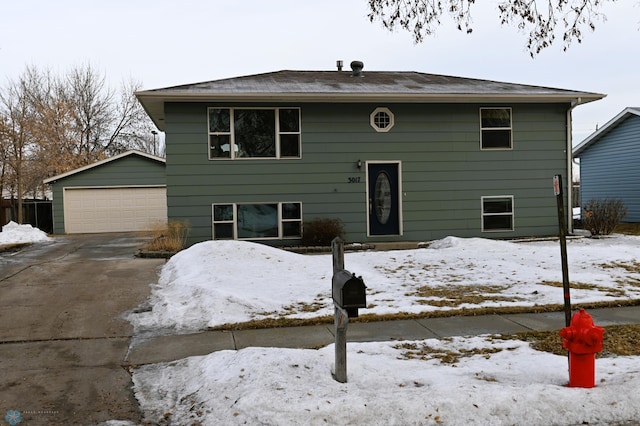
(128, 235, 640, 333)
(4, 223, 638, 425)
(125, 235, 640, 425)
(132, 337, 639, 425)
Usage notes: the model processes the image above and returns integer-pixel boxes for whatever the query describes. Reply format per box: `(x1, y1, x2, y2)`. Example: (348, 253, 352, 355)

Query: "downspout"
(567, 98, 582, 234)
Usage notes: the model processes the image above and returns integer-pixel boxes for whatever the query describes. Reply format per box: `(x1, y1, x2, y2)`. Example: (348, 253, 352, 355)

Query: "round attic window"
(370, 107, 394, 132)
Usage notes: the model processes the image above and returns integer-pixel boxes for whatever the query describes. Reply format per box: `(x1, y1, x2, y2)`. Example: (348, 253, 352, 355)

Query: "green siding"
(48, 154, 166, 234)
(164, 102, 570, 246)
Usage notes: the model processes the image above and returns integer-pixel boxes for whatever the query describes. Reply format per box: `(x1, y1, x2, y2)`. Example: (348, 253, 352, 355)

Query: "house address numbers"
(348, 177, 361, 183)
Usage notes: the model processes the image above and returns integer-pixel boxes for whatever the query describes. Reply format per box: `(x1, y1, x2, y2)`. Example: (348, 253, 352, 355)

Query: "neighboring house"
(573, 107, 640, 222)
(44, 150, 167, 234)
(136, 62, 603, 247)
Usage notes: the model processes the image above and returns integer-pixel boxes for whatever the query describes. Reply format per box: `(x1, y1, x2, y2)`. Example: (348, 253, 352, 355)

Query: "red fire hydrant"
(559, 308, 605, 388)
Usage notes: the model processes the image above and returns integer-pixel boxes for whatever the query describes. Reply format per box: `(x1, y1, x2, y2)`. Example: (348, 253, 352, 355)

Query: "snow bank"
(128, 235, 640, 334)
(130, 241, 330, 331)
(133, 337, 640, 425)
(0, 221, 50, 245)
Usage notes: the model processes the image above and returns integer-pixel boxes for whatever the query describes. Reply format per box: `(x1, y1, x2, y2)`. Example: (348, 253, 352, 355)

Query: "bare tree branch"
(1, 64, 160, 209)
(367, 0, 618, 56)
(0, 69, 40, 222)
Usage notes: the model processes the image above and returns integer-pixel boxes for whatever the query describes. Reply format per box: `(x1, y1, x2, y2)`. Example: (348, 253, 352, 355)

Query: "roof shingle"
(136, 70, 604, 131)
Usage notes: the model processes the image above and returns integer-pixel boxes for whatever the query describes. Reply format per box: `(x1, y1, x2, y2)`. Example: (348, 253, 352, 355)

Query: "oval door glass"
(374, 172, 392, 224)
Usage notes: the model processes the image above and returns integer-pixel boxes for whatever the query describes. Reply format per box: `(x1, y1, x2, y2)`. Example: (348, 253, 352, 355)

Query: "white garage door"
(64, 187, 167, 233)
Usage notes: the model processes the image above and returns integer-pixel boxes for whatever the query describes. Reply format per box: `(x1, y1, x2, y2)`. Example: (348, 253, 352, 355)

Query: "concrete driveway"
(0, 233, 165, 425)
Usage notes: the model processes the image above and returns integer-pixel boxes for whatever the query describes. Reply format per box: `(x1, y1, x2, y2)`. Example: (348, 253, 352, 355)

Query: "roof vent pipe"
(337, 60, 343, 71)
(350, 60, 364, 77)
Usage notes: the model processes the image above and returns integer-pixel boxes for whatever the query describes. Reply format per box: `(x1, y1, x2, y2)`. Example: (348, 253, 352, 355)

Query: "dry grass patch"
(540, 280, 599, 290)
(617, 278, 640, 288)
(596, 261, 640, 290)
(614, 223, 640, 235)
(512, 324, 640, 357)
(392, 325, 640, 364)
(409, 284, 523, 307)
(282, 300, 326, 314)
(209, 315, 334, 331)
(540, 280, 627, 297)
(393, 340, 512, 364)
(208, 300, 640, 331)
(599, 260, 640, 274)
(143, 220, 189, 253)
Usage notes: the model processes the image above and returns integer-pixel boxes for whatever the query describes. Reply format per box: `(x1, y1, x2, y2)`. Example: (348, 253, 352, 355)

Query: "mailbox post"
(331, 237, 367, 383)
(333, 304, 349, 383)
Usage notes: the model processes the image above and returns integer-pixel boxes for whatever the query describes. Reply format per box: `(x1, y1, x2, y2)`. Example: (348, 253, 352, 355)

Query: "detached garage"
(44, 151, 166, 234)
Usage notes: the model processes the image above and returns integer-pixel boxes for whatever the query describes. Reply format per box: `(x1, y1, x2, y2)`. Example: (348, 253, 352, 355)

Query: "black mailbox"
(332, 269, 366, 317)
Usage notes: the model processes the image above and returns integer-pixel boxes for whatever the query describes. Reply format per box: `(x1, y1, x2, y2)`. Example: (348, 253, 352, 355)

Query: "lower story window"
(481, 196, 514, 232)
(212, 202, 302, 240)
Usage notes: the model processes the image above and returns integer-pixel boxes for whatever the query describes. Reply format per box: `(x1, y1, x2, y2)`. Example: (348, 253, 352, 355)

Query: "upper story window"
(208, 107, 301, 159)
(480, 108, 512, 150)
(370, 107, 394, 132)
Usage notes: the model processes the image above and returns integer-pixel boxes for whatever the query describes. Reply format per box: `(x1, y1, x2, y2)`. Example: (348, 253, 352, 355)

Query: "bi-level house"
(136, 61, 603, 247)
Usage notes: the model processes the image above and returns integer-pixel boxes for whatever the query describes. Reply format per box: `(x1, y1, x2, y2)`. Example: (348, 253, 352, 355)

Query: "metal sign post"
(554, 174, 572, 327)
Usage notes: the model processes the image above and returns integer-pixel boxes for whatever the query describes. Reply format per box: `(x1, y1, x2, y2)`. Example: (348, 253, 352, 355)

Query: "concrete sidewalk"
(125, 305, 640, 366)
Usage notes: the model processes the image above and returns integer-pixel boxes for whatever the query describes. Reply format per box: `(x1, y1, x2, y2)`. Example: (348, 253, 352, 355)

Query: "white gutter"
(567, 98, 581, 233)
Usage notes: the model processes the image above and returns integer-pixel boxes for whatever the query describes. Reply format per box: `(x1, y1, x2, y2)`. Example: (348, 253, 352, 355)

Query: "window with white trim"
(212, 202, 302, 240)
(481, 196, 514, 232)
(480, 108, 512, 150)
(370, 107, 394, 132)
(208, 108, 301, 159)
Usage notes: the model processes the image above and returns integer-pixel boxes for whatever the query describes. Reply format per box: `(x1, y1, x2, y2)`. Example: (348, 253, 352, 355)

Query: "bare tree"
(0, 64, 160, 222)
(64, 65, 159, 160)
(107, 78, 159, 156)
(25, 66, 79, 179)
(0, 114, 11, 209)
(0, 70, 39, 223)
(66, 64, 118, 161)
(367, 0, 618, 56)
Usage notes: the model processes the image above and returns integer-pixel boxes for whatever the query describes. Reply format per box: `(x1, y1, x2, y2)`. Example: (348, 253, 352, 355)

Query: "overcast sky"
(1, 1, 638, 144)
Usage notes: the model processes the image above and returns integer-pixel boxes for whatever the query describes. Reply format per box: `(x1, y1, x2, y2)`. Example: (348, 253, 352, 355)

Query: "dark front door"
(367, 162, 401, 236)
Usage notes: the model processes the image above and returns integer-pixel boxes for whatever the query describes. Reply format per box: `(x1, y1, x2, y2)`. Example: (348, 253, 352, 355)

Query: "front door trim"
(366, 160, 403, 237)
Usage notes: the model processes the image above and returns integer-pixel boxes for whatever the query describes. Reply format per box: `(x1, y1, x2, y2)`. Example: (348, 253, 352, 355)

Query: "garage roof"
(43, 150, 165, 184)
(136, 69, 605, 131)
